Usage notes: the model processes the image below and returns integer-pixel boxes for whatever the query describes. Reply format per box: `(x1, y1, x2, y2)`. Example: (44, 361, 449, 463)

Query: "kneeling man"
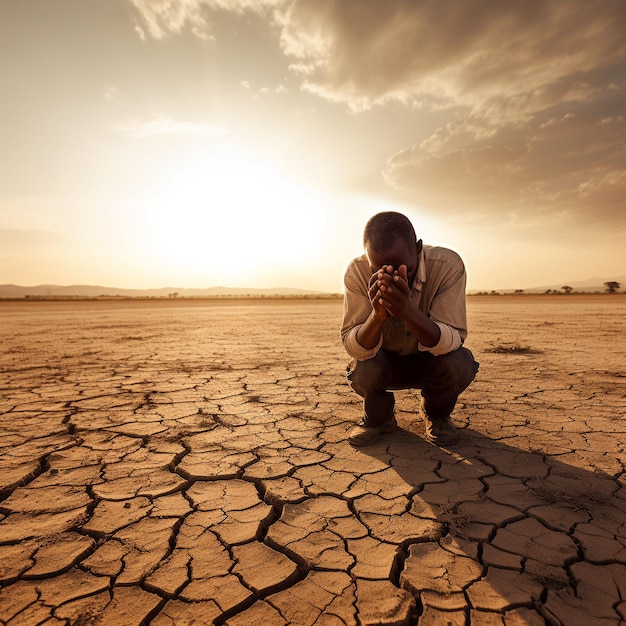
(341, 211, 479, 446)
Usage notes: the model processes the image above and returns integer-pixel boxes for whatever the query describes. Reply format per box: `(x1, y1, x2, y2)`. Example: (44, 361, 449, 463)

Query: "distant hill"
(2, 275, 623, 299)
(0, 284, 326, 298)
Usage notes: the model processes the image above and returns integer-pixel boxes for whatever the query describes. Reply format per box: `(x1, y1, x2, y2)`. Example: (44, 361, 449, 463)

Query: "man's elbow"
(421, 323, 462, 356)
(343, 327, 382, 361)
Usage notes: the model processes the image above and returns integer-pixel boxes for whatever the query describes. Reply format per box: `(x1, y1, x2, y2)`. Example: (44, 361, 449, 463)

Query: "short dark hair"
(363, 211, 417, 252)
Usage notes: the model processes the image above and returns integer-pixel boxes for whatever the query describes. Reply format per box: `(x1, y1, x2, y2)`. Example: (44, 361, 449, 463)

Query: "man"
(341, 211, 478, 446)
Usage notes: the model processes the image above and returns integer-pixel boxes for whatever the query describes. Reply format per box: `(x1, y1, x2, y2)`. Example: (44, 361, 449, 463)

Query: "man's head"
(363, 211, 416, 253)
(363, 211, 421, 280)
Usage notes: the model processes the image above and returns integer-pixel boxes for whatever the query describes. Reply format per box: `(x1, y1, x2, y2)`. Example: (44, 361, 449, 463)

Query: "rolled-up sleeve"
(418, 321, 462, 355)
(344, 326, 383, 360)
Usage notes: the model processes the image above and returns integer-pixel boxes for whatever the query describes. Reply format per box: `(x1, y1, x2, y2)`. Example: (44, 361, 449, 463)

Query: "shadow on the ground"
(354, 424, 626, 624)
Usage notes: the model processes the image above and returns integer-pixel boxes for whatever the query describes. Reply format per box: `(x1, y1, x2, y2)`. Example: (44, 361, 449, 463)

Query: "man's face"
(365, 236, 419, 282)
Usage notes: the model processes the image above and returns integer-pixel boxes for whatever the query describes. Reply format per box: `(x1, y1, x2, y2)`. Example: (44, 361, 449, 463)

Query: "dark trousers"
(347, 347, 479, 426)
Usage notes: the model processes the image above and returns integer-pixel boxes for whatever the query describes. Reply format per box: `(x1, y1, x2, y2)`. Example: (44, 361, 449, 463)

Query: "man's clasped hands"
(368, 264, 412, 320)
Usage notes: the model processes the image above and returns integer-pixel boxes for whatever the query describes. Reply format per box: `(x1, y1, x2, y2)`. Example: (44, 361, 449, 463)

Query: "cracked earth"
(0, 295, 625, 625)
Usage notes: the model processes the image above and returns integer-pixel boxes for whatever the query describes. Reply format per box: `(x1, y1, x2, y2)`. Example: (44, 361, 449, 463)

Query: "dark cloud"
(277, 0, 626, 229)
(384, 104, 626, 229)
(279, 1, 626, 111)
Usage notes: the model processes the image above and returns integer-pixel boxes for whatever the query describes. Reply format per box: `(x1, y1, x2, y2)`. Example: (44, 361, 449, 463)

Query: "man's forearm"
(403, 306, 441, 348)
(355, 310, 387, 350)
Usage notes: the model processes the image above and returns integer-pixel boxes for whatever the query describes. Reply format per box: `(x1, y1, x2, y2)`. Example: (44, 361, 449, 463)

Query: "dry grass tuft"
(485, 343, 542, 354)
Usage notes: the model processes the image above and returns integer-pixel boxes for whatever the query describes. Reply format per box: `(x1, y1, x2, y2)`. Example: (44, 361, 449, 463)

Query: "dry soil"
(0, 296, 625, 625)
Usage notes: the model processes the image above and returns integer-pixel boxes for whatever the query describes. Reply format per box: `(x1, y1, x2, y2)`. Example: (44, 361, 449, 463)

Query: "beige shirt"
(341, 245, 468, 360)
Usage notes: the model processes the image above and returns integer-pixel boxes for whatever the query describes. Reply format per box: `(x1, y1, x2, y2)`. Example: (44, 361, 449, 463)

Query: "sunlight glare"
(137, 149, 326, 284)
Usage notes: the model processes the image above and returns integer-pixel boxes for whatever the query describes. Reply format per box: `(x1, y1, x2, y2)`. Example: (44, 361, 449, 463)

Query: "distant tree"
(604, 281, 621, 294)
(514, 289, 524, 294)
(561, 286, 573, 294)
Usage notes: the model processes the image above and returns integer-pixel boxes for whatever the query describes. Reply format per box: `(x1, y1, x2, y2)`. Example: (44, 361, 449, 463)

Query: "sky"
(1, 0, 625, 293)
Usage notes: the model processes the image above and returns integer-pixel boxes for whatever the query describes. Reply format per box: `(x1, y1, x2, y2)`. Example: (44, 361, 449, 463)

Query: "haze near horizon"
(1, 1, 625, 292)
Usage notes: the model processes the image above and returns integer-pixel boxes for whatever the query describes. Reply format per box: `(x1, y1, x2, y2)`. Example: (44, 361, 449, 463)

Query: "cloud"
(129, 0, 213, 40)
(116, 113, 226, 138)
(126, 1, 626, 119)
(104, 86, 123, 104)
(125, 1, 626, 231)
(129, 0, 284, 39)
(275, 0, 626, 230)
(278, 1, 626, 114)
(383, 108, 626, 231)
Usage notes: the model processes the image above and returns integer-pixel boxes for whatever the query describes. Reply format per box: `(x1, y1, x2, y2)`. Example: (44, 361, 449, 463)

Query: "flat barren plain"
(1, 295, 625, 626)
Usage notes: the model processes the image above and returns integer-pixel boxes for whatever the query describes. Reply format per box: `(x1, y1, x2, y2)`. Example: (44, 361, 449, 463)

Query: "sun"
(134, 147, 327, 285)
